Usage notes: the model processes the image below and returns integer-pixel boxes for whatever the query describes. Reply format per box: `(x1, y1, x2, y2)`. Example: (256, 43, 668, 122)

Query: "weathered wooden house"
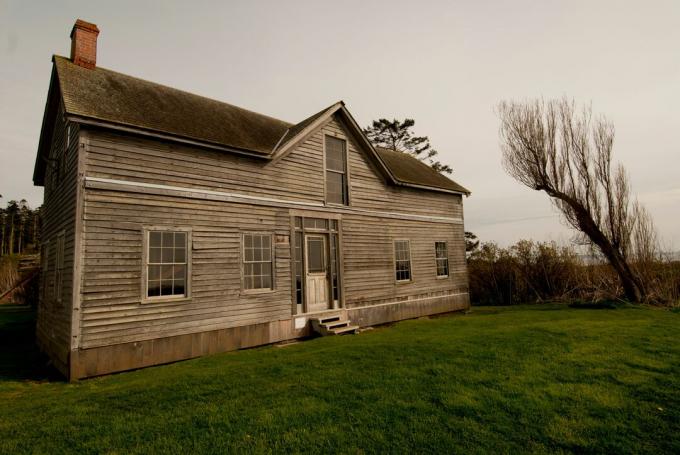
(34, 20, 471, 380)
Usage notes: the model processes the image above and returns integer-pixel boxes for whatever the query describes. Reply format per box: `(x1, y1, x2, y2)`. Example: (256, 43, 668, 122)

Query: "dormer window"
(325, 136, 348, 205)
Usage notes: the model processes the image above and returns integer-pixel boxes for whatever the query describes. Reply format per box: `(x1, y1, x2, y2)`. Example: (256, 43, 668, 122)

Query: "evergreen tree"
(363, 118, 453, 174)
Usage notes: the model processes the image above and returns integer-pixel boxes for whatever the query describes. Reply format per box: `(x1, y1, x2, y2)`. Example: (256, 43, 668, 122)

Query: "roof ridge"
(53, 55, 294, 128)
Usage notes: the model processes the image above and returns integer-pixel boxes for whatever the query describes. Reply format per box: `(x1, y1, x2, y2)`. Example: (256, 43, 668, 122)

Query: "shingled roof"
(376, 148, 470, 195)
(38, 55, 469, 195)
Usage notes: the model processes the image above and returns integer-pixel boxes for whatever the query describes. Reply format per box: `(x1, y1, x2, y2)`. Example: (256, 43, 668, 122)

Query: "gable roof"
(35, 55, 469, 195)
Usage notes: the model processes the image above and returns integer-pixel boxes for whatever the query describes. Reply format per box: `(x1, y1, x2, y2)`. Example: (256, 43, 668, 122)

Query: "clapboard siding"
(342, 214, 467, 306)
(83, 114, 463, 219)
(79, 185, 293, 348)
(36, 101, 80, 367)
(74, 113, 468, 352)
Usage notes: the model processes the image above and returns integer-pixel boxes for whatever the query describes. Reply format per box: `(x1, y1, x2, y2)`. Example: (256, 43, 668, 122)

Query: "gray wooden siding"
(83, 115, 463, 220)
(37, 102, 80, 366)
(76, 114, 467, 349)
(342, 214, 467, 306)
(79, 186, 292, 348)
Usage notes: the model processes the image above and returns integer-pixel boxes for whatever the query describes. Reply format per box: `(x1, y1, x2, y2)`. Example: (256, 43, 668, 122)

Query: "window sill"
(396, 279, 412, 285)
(436, 275, 450, 280)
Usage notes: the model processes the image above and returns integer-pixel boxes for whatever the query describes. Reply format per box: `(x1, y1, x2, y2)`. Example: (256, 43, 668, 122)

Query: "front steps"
(310, 313, 359, 336)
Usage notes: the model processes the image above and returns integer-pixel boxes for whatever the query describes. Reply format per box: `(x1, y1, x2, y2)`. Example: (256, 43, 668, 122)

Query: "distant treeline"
(468, 240, 680, 306)
(0, 199, 41, 257)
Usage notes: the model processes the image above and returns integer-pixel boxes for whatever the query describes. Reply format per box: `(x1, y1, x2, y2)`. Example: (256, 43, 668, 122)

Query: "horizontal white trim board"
(84, 177, 464, 225)
(347, 292, 469, 312)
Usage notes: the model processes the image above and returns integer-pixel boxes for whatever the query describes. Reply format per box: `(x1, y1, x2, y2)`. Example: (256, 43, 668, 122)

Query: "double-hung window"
(243, 233, 273, 290)
(394, 240, 412, 282)
(146, 230, 189, 300)
(435, 241, 449, 277)
(325, 136, 348, 205)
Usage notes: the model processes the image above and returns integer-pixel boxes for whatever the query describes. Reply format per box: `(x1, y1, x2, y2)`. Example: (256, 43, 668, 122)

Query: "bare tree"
(497, 98, 656, 302)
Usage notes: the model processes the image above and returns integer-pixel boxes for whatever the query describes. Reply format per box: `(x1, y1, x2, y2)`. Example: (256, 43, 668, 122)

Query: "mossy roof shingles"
(52, 55, 469, 194)
(376, 147, 470, 194)
(55, 55, 290, 154)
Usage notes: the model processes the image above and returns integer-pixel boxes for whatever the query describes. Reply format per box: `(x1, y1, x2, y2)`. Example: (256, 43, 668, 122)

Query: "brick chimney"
(70, 19, 99, 69)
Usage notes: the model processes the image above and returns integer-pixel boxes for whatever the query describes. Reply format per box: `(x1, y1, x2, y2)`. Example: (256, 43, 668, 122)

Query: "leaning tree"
(497, 98, 656, 302)
(363, 118, 453, 174)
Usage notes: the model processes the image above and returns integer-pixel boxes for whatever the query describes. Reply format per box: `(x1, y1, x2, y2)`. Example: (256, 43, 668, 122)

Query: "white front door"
(305, 235, 329, 313)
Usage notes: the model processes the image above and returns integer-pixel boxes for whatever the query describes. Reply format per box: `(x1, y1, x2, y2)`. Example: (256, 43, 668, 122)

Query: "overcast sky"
(1, 0, 678, 248)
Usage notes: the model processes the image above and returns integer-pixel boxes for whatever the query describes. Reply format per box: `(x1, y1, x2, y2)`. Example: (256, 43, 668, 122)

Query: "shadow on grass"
(0, 305, 63, 382)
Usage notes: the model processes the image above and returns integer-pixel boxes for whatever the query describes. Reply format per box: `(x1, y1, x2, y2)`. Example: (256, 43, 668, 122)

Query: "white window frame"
(141, 226, 192, 304)
(435, 241, 449, 278)
(394, 239, 413, 283)
(241, 232, 275, 293)
(323, 134, 350, 206)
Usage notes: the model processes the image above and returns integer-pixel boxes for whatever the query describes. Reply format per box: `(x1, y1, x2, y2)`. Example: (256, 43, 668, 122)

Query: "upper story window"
(435, 241, 449, 277)
(243, 233, 273, 291)
(146, 230, 189, 300)
(394, 240, 412, 282)
(325, 136, 348, 205)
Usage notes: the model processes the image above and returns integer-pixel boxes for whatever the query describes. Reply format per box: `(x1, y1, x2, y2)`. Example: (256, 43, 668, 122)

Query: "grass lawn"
(1, 304, 678, 454)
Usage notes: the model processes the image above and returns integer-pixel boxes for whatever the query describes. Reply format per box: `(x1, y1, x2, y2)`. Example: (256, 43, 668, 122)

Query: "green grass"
(1, 304, 678, 454)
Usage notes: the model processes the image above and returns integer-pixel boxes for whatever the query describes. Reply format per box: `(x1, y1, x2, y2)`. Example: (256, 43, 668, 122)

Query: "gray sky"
(1, 0, 678, 248)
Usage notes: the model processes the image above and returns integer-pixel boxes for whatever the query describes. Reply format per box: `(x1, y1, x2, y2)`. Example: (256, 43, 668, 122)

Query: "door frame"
(304, 234, 329, 312)
(290, 212, 343, 315)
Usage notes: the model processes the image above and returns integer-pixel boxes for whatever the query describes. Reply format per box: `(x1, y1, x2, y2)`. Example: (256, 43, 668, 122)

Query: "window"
(54, 233, 65, 302)
(146, 231, 188, 299)
(435, 241, 449, 277)
(394, 240, 412, 282)
(325, 136, 348, 205)
(243, 233, 273, 290)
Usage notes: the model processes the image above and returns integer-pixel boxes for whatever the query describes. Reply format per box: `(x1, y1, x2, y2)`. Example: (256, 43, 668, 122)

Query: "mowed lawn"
(1, 304, 679, 454)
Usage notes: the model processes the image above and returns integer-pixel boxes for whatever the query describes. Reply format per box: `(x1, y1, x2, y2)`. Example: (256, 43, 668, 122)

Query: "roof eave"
(397, 181, 470, 196)
(33, 64, 61, 186)
(66, 115, 274, 160)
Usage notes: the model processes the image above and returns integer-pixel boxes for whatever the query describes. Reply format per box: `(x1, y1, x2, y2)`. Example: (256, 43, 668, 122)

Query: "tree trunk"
(550, 189, 646, 302)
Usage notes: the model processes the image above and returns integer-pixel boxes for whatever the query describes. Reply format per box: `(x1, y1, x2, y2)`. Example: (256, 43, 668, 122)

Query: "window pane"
(294, 217, 302, 229)
(173, 279, 185, 296)
(149, 247, 162, 263)
(175, 232, 186, 248)
(148, 264, 160, 281)
(261, 235, 271, 249)
(174, 265, 186, 280)
(261, 244, 271, 262)
(307, 238, 324, 272)
(150, 232, 162, 247)
(160, 280, 173, 296)
(161, 247, 173, 263)
(325, 136, 346, 172)
(162, 232, 174, 248)
(175, 247, 186, 263)
(147, 280, 160, 297)
(326, 171, 345, 204)
(244, 235, 253, 248)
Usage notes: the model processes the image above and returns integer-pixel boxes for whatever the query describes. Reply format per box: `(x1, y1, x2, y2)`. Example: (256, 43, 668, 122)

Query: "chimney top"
(70, 19, 99, 69)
